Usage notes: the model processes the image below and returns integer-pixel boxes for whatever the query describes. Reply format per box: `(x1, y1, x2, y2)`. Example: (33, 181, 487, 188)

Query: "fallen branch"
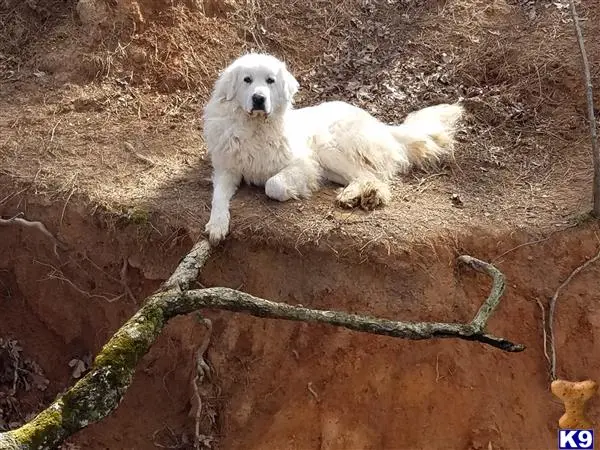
(0, 242, 523, 449)
(170, 288, 522, 352)
(570, 0, 600, 216)
(548, 247, 600, 380)
(161, 239, 211, 292)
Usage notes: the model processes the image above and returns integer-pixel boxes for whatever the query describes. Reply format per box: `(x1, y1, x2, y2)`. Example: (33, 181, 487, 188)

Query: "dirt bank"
(1, 194, 600, 449)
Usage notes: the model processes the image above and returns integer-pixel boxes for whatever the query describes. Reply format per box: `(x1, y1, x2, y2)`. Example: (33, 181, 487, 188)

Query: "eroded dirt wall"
(2, 198, 600, 449)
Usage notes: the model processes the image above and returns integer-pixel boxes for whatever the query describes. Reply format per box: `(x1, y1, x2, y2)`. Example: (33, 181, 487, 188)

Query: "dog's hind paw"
(359, 181, 391, 210)
(336, 190, 361, 209)
(336, 180, 391, 211)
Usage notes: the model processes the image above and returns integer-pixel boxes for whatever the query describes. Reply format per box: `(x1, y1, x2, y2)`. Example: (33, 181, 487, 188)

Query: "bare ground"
(1, 0, 599, 253)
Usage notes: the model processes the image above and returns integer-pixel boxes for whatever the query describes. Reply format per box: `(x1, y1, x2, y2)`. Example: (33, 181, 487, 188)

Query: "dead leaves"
(299, 7, 460, 123)
(68, 359, 87, 380)
(68, 353, 92, 380)
(0, 338, 49, 431)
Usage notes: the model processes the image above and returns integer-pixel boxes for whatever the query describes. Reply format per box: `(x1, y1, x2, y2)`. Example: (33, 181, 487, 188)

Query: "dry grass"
(0, 0, 599, 254)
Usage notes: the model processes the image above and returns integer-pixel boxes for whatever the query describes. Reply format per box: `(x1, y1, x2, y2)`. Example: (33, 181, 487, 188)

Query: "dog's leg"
(265, 158, 321, 202)
(316, 138, 393, 211)
(205, 169, 242, 245)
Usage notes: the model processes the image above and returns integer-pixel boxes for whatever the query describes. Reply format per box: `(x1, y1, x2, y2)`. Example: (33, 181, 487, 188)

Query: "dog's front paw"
(205, 216, 230, 245)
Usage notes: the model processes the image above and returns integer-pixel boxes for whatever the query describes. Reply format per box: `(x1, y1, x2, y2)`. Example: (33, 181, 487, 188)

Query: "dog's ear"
(213, 65, 239, 102)
(278, 63, 299, 103)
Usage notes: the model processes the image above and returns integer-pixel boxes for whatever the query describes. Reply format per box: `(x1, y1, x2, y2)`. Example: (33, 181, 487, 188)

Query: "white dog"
(203, 53, 464, 244)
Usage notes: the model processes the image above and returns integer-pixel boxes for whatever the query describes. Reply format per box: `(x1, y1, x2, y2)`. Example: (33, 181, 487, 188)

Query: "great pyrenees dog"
(203, 53, 464, 244)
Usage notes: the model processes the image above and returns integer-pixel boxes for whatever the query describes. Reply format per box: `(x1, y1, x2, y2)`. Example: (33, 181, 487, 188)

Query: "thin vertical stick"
(570, 0, 600, 215)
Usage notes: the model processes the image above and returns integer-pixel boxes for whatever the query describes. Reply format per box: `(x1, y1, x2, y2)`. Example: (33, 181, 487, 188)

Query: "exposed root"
(0, 213, 65, 258)
(435, 353, 443, 383)
(152, 426, 184, 449)
(120, 257, 137, 303)
(548, 247, 600, 380)
(492, 225, 577, 263)
(59, 183, 76, 229)
(192, 316, 213, 450)
(36, 260, 125, 303)
(534, 297, 551, 369)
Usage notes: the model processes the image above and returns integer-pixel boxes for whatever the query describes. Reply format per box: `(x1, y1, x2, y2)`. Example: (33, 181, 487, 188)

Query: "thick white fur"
(203, 53, 464, 244)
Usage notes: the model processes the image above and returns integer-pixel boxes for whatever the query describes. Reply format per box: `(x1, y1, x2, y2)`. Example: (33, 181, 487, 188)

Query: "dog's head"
(211, 53, 299, 117)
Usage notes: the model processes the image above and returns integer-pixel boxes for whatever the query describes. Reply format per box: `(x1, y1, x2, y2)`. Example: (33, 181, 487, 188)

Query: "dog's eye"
(243, 76, 252, 84)
(266, 77, 275, 84)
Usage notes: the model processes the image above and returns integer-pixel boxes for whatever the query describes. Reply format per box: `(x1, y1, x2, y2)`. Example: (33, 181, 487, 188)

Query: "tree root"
(0, 213, 65, 258)
(548, 247, 600, 380)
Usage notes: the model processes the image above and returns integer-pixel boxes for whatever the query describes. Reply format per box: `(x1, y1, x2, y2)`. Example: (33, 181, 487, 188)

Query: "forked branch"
(0, 241, 523, 450)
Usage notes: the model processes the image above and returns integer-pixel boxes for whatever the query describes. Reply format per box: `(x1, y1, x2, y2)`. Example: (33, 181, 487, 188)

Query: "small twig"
(415, 172, 447, 193)
(0, 214, 64, 258)
(124, 142, 157, 167)
(570, 0, 600, 216)
(549, 248, 600, 380)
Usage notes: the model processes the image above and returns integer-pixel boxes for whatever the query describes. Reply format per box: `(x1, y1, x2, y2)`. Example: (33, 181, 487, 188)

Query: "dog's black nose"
(252, 93, 266, 110)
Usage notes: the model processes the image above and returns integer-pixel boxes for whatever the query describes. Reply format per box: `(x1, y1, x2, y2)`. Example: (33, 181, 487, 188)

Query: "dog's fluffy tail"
(389, 102, 465, 168)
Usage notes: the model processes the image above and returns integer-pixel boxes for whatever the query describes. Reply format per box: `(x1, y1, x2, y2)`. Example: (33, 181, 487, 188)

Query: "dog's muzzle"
(251, 93, 266, 112)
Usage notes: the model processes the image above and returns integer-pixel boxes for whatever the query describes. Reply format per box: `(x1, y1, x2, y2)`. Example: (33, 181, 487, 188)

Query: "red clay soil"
(1, 0, 600, 448)
(2, 199, 600, 449)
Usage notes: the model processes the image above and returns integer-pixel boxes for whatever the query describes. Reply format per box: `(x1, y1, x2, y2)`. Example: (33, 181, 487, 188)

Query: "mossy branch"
(0, 241, 524, 450)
